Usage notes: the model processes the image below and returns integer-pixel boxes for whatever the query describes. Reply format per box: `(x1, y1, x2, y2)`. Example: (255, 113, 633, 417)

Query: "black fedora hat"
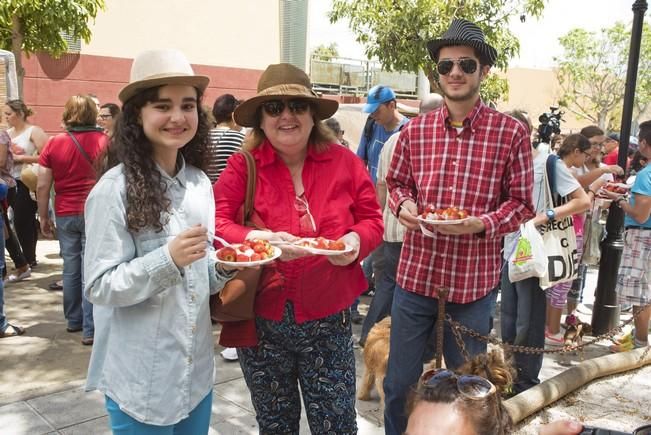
(427, 18, 498, 66)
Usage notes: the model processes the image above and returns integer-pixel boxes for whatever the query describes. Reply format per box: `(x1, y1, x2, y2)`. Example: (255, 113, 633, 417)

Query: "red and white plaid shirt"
(387, 99, 534, 303)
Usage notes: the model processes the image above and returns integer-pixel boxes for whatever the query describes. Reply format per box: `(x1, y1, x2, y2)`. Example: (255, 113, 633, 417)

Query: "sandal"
(48, 280, 63, 291)
(0, 323, 25, 338)
(7, 268, 32, 283)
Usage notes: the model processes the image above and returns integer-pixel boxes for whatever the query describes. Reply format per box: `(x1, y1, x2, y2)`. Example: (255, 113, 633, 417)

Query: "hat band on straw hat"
(257, 83, 319, 98)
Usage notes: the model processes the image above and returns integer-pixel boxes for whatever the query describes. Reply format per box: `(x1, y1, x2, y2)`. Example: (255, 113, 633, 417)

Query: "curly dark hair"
(98, 85, 210, 233)
(406, 350, 515, 435)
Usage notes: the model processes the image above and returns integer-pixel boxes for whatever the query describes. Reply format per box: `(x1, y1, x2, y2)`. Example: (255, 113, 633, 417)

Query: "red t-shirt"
(603, 149, 619, 165)
(39, 130, 108, 216)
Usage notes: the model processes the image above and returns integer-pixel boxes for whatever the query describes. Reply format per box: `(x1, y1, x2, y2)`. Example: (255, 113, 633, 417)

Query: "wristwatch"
(545, 209, 556, 221)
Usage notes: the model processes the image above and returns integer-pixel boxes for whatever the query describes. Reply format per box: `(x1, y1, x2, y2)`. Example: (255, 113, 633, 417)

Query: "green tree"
(311, 42, 340, 61)
(329, 0, 546, 103)
(0, 0, 105, 97)
(554, 22, 651, 131)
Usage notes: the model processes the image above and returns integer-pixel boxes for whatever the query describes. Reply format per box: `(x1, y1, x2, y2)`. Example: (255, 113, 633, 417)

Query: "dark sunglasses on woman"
(419, 368, 496, 399)
(436, 58, 478, 75)
(261, 99, 311, 117)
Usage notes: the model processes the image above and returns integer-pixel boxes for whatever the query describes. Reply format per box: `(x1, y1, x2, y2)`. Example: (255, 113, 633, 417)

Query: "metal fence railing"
(309, 54, 418, 99)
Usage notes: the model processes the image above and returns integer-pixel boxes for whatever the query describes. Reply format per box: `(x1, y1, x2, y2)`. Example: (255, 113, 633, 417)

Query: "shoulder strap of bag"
(67, 132, 95, 171)
(241, 150, 256, 224)
(545, 154, 562, 207)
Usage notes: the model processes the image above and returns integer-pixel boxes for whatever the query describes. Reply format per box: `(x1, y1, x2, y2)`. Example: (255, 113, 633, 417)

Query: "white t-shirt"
(503, 150, 581, 260)
(9, 125, 36, 179)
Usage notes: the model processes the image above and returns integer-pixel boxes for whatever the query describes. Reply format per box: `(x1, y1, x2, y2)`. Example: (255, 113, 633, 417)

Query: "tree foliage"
(329, 0, 546, 103)
(555, 22, 651, 131)
(0, 0, 105, 96)
(312, 42, 340, 61)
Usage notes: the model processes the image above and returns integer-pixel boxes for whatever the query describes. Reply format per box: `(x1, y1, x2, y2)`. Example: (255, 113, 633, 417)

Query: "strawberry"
(217, 247, 237, 262)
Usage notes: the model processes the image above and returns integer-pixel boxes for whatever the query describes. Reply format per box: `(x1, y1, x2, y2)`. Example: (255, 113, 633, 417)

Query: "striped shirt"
(377, 132, 405, 243)
(206, 127, 245, 183)
(387, 100, 534, 304)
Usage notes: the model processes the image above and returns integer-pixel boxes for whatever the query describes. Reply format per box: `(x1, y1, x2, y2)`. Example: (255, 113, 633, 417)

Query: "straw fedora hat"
(426, 18, 498, 66)
(118, 49, 210, 103)
(234, 63, 338, 127)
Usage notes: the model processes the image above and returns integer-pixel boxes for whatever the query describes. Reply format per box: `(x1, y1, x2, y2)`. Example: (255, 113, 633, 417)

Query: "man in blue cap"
(355, 86, 409, 323)
(357, 85, 408, 185)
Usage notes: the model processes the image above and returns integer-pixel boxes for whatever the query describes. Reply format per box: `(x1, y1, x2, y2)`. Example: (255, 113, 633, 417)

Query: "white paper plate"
(292, 238, 353, 256)
(417, 216, 471, 225)
(215, 246, 281, 267)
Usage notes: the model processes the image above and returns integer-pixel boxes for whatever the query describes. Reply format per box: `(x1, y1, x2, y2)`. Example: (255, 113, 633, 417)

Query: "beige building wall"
(497, 67, 586, 133)
(82, 0, 281, 69)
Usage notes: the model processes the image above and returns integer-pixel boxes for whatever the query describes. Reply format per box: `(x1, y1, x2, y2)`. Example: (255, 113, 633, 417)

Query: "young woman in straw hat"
(83, 49, 238, 434)
(215, 63, 383, 433)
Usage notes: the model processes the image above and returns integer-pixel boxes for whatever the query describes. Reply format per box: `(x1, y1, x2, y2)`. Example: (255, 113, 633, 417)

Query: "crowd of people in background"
(1, 17, 650, 435)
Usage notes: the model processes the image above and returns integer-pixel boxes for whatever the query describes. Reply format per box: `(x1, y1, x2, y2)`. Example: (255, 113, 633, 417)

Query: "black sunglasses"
(436, 58, 478, 75)
(261, 99, 311, 117)
(420, 368, 496, 400)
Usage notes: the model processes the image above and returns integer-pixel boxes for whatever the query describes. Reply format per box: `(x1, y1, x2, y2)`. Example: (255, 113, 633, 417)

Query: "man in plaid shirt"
(383, 19, 534, 435)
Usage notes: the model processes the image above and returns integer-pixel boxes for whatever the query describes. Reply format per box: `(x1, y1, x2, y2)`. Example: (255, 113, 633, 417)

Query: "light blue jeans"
(56, 215, 93, 338)
(106, 392, 212, 434)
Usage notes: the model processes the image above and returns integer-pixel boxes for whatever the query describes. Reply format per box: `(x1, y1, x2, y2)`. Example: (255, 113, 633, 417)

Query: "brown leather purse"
(210, 150, 263, 322)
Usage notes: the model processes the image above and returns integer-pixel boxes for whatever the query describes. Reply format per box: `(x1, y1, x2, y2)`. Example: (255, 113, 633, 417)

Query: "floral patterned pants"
(238, 302, 358, 434)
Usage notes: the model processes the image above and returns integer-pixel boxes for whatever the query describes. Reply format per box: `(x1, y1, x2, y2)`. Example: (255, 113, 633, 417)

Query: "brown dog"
(358, 316, 391, 405)
(563, 314, 593, 361)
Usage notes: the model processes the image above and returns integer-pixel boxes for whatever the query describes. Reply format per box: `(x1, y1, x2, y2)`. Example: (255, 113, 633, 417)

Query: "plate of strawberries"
(417, 205, 471, 225)
(291, 237, 352, 256)
(215, 239, 281, 267)
(597, 182, 631, 198)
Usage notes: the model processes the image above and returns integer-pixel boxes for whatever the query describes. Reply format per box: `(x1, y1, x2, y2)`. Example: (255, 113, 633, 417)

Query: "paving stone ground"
(1, 240, 648, 434)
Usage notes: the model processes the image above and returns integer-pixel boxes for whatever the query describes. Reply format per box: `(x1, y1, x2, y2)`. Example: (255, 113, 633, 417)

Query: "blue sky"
(309, 0, 641, 69)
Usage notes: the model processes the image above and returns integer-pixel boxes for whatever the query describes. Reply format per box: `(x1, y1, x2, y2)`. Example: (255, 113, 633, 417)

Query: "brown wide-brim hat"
(234, 63, 338, 127)
(119, 49, 210, 103)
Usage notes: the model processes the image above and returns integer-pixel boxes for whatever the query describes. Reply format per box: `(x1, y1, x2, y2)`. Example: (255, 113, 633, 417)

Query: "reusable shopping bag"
(538, 155, 579, 289)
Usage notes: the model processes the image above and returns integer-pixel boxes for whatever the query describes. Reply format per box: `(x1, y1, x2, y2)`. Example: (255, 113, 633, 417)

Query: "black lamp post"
(592, 0, 648, 334)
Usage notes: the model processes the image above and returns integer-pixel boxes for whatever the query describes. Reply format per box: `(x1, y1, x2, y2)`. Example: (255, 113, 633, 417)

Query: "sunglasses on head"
(436, 58, 478, 75)
(261, 99, 311, 117)
(420, 368, 496, 400)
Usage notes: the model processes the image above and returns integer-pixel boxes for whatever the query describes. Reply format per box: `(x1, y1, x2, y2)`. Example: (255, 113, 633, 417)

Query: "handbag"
(210, 150, 264, 322)
(19, 163, 38, 192)
(539, 155, 579, 289)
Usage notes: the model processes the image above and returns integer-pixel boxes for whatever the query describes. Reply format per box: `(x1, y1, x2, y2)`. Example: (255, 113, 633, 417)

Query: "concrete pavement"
(1, 240, 649, 434)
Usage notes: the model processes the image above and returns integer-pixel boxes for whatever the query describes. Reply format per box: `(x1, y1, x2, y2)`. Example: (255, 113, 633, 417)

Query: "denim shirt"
(83, 159, 230, 425)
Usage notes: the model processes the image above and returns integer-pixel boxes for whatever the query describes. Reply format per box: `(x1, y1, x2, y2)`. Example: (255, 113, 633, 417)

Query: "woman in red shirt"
(36, 95, 108, 345)
(214, 64, 383, 433)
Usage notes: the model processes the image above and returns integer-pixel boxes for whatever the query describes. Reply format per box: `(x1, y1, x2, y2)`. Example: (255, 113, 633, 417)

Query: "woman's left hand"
(328, 232, 360, 266)
(599, 189, 623, 201)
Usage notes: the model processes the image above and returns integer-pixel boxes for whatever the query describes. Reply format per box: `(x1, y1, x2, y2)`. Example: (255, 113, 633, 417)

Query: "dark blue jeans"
(0, 213, 6, 332)
(500, 263, 546, 393)
(360, 241, 401, 345)
(383, 285, 492, 435)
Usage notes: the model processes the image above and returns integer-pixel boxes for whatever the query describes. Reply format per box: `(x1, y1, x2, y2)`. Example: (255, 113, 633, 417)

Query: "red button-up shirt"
(387, 100, 534, 303)
(215, 140, 383, 323)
